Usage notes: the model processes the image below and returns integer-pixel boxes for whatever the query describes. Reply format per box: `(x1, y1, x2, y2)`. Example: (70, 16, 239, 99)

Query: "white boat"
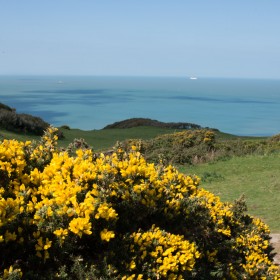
(190, 77, 197, 80)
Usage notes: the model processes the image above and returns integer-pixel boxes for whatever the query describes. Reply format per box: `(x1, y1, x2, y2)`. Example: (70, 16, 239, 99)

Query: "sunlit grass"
(1, 126, 182, 150)
(179, 154, 280, 232)
(57, 126, 183, 150)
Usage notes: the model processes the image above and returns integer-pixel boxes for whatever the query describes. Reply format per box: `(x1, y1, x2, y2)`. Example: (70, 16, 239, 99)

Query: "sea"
(0, 76, 280, 136)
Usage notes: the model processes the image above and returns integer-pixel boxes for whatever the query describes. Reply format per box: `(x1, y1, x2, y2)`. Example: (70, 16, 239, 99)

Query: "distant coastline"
(0, 101, 218, 135)
(0, 76, 279, 136)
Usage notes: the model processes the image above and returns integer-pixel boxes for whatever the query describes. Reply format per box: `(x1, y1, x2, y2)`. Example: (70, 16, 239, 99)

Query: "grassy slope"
(58, 127, 184, 150)
(1, 126, 185, 150)
(1, 126, 262, 150)
(179, 154, 280, 232)
(0, 130, 41, 142)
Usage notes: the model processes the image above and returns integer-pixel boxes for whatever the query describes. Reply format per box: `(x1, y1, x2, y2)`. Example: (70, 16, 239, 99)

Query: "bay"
(0, 75, 279, 136)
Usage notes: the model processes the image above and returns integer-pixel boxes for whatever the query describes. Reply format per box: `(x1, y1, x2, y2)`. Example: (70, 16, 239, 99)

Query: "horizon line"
(0, 74, 279, 80)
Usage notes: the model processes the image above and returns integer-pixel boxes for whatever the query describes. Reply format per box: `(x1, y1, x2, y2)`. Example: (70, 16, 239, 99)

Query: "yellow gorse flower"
(3, 265, 23, 279)
(100, 228, 115, 242)
(68, 217, 92, 238)
(128, 225, 200, 278)
(95, 203, 118, 220)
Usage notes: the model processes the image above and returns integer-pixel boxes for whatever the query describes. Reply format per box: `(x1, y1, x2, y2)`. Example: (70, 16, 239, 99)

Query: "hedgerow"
(120, 130, 280, 165)
(0, 127, 279, 279)
(119, 130, 216, 165)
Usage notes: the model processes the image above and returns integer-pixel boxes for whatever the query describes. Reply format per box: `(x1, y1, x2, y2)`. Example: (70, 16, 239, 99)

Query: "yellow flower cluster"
(125, 225, 200, 279)
(191, 189, 280, 278)
(236, 231, 279, 278)
(1, 266, 22, 280)
(100, 228, 115, 242)
(155, 129, 215, 147)
(194, 188, 234, 236)
(68, 217, 92, 237)
(35, 235, 52, 260)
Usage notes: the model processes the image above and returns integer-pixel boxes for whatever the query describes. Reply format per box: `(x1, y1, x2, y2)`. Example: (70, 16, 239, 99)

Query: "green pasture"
(1, 126, 181, 150)
(179, 154, 280, 232)
(57, 126, 182, 150)
(1, 125, 261, 150)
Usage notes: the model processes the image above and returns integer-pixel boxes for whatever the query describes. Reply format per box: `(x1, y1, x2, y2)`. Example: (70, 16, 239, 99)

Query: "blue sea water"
(0, 76, 279, 136)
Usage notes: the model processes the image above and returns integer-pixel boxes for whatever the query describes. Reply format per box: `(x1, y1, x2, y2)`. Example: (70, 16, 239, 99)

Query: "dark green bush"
(60, 125, 71, 130)
(0, 109, 49, 136)
(0, 102, 13, 111)
(0, 103, 67, 138)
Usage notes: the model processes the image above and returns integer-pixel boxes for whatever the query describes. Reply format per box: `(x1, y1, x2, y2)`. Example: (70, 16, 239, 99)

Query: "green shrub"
(120, 130, 216, 165)
(119, 130, 280, 166)
(269, 134, 280, 143)
(60, 125, 71, 130)
(0, 103, 64, 138)
(0, 109, 49, 136)
(0, 102, 13, 111)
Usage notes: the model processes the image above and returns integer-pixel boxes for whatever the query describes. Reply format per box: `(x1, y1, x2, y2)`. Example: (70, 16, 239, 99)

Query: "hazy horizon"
(1, 74, 280, 81)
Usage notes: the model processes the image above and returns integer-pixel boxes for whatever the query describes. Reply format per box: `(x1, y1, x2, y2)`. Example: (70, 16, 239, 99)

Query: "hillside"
(103, 117, 210, 130)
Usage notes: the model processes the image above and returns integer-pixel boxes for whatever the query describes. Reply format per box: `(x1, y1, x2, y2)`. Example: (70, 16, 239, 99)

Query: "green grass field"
(1, 126, 263, 149)
(179, 154, 280, 232)
(1, 126, 182, 150)
(57, 126, 184, 150)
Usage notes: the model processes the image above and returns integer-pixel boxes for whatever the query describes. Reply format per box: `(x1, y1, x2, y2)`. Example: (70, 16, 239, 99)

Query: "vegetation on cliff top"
(0, 102, 50, 136)
(0, 102, 66, 139)
(103, 117, 208, 130)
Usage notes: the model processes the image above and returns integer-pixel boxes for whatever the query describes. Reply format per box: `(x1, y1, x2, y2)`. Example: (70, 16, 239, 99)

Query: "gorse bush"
(120, 130, 216, 165)
(0, 127, 279, 279)
(120, 130, 280, 166)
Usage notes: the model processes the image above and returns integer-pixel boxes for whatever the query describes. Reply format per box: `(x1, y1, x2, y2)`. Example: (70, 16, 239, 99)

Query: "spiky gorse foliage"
(120, 130, 280, 166)
(0, 127, 279, 279)
(120, 130, 216, 165)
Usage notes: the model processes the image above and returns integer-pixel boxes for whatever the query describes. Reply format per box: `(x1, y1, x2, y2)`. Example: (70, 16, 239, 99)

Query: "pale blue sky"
(1, 0, 280, 78)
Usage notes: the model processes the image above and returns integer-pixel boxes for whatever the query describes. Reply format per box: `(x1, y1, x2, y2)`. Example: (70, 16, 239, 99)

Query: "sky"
(1, 0, 280, 79)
